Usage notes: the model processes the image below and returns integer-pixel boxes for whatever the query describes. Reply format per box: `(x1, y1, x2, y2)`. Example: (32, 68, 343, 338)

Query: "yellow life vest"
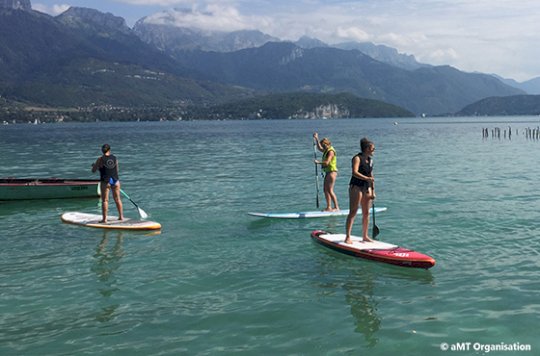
(322, 146, 337, 173)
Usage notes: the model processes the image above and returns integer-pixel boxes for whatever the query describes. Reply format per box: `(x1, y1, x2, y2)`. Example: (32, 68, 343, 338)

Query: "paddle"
(313, 141, 320, 208)
(371, 200, 380, 240)
(120, 189, 148, 219)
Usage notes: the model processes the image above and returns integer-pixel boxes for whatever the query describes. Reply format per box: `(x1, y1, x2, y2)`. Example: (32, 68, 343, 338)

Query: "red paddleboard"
(311, 230, 435, 269)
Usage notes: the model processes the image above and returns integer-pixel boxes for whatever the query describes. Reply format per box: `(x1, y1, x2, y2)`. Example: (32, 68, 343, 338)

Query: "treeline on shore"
(0, 92, 414, 123)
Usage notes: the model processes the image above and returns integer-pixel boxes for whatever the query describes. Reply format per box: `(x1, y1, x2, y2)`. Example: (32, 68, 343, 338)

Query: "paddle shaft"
(313, 142, 320, 208)
(120, 189, 148, 219)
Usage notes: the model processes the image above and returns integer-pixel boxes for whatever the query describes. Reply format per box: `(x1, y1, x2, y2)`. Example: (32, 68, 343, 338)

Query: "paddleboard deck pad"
(311, 230, 435, 269)
(61, 212, 161, 230)
(248, 207, 387, 219)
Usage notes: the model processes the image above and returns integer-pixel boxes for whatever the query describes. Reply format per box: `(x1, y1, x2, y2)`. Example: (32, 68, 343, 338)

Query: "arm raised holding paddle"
(313, 133, 340, 212)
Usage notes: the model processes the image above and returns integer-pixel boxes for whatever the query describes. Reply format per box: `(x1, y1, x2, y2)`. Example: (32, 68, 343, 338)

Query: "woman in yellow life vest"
(313, 132, 340, 211)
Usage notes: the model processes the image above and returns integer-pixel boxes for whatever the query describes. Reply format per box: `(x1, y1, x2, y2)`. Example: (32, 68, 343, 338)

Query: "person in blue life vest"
(313, 132, 340, 211)
(345, 137, 375, 244)
(91, 144, 124, 223)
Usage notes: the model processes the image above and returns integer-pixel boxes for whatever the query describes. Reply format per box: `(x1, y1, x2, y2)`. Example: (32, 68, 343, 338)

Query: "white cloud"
(144, 3, 269, 32)
(423, 48, 459, 64)
(115, 0, 196, 5)
(32, 0, 540, 80)
(33, 3, 70, 15)
(335, 26, 371, 42)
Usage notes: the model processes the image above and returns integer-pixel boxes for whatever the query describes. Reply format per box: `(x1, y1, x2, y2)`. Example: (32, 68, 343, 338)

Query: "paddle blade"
(372, 224, 380, 239)
(371, 201, 379, 240)
(137, 207, 149, 220)
(120, 189, 149, 220)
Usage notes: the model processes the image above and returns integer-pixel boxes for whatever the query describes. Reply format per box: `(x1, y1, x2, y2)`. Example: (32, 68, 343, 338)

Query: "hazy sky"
(32, 0, 540, 82)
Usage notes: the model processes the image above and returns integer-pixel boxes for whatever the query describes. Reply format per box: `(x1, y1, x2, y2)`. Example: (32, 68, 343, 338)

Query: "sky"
(31, 0, 540, 82)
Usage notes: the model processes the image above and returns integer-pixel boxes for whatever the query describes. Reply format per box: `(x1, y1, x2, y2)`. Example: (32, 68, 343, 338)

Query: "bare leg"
(111, 183, 124, 220)
(100, 182, 110, 223)
(345, 185, 361, 244)
(325, 172, 339, 211)
(361, 194, 373, 242)
(323, 174, 332, 211)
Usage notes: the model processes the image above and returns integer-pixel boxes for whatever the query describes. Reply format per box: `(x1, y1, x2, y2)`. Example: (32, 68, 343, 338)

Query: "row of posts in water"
(482, 127, 540, 140)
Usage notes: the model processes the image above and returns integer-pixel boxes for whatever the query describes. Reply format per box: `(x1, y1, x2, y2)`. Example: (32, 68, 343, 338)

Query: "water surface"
(1, 117, 539, 355)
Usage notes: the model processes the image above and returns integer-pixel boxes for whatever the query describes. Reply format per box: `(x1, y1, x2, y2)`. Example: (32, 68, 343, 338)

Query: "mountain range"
(0, 2, 535, 119)
(494, 75, 540, 95)
(457, 95, 540, 116)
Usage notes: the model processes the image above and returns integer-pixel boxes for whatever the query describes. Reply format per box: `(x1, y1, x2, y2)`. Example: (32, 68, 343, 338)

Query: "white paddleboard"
(315, 232, 397, 250)
(61, 212, 161, 230)
(248, 207, 387, 219)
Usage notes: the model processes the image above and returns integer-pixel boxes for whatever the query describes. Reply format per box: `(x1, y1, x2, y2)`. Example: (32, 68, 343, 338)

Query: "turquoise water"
(1, 118, 539, 355)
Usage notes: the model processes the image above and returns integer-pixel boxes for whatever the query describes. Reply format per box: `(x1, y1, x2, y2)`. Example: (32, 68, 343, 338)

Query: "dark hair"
(101, 144, 111, 153)
(360, 137, 374, 153)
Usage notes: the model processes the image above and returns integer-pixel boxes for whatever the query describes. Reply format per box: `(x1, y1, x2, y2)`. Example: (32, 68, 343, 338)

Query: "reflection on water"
(343, 272, 381, 347)
(313, 244, 435, 348)
(342, 266, 434, 347)
(91, 231, 124, 323)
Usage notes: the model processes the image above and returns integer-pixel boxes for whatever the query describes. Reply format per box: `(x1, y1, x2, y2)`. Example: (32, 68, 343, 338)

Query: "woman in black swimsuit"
(345, 138, 375, 244)
(91, 144, 124, 223)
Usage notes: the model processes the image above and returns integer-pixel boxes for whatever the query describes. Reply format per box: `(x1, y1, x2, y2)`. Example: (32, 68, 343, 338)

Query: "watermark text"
(440, 342, 532, 353)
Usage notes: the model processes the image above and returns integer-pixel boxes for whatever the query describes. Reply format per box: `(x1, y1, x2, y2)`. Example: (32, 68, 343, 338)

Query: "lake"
(1, 117, 539, 355)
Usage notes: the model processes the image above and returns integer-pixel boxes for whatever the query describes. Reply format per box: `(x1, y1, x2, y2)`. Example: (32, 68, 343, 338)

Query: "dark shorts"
(349, 176, 370, 193)
(350, 183, 370, 194)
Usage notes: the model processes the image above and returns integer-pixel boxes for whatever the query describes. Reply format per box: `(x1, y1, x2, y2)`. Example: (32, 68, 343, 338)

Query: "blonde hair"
(320, 138, 331, 147)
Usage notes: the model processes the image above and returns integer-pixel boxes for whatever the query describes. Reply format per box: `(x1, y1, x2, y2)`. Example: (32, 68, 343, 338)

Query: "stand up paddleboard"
(61, 212, 161, 231)
(311, 230, 435, 269)
(248, 207, 387, 219)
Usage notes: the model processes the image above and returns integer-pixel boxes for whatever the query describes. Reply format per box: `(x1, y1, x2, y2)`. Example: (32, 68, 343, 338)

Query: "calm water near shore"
(1, 117, 539, 355)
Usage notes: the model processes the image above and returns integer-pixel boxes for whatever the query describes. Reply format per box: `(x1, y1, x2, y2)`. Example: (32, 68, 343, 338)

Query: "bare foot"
(323, 208, 333, 212)
(332, 207, 340, 212)
(362, 237, 374, 242)
(344, 238, 354, 244)
(99, 220, 107, 223)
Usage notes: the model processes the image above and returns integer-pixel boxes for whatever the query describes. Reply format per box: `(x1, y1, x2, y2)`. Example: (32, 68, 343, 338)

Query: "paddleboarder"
(313, 132, 340, 212)
(92, 144, 124, 223)
(345, 137, 375, 244)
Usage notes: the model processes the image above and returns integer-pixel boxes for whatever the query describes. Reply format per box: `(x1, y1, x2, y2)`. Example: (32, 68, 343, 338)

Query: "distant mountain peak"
(57, 6, 131, 35)
(333, 41, 427, 71)
(295, 36, 328, 49)
(0, 0, 31, 11)
(134, 18, 279, 52)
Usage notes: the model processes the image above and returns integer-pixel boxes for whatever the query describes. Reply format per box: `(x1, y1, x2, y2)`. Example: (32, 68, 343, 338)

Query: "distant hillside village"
(0, 93, 414, 124)
(2, 0, 540, 122)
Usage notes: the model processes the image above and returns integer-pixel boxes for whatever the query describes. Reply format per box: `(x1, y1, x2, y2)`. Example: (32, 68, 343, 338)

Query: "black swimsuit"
(349, 153, 372, 190)
(99, 154, 119, 185)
